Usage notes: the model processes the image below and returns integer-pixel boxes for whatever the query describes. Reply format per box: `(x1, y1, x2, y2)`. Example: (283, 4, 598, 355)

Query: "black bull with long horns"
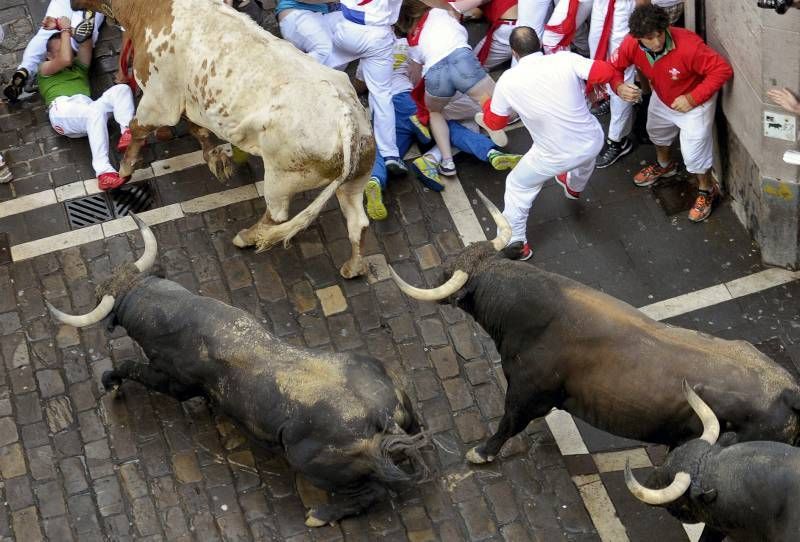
(625, 381, 800, 541)
(46, 216, 427, 527)
(392, 190, 800, 464)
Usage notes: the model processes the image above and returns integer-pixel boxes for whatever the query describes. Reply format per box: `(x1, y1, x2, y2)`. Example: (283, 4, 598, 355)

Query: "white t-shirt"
(340, 0, 402, 26)
(407, 9, 470, 75)
(490, 51, 604, 173)
(652, 0, 683, 6)
(356, 37, 415, 96)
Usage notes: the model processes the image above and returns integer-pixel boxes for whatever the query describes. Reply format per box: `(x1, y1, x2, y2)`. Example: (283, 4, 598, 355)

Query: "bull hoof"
(232, 232, 250, 249)
(305, 515, 327, 528)
(340, 259, 367, 279)
(208, 146, 234, 183)
(466, 446, 494, 465)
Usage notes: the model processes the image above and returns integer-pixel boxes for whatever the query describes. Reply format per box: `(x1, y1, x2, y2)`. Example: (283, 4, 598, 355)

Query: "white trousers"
(503, 150, 596, 243)
(647, 91, 716, 174)
(329, 16, 398, 158)
(19, 0, 104, 76)
(543, 0, 592, 55)
(588, 0, 634, 141)
(48, 85, 135, 176)
(472, 22, 515, 70)
(518, 0, 554, 41)
(278, 10, 335, 67)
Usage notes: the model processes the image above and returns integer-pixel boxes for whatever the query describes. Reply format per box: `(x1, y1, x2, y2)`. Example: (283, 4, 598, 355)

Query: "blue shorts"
(425, 47, 486, 98)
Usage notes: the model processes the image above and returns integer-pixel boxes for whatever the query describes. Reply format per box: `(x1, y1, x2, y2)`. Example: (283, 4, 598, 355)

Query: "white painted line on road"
(574, 474, 630, 542)
(546, 409, 589, 456)
(639, 268, 800, 321)
(11, 224, 104, 262)
(0, 190, 57, 219)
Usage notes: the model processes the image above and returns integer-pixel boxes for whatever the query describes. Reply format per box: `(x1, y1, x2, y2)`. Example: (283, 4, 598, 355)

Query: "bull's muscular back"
(467, 261, 799, 443)
(114, 277, 401, 442)
(119, 0, 370, 171)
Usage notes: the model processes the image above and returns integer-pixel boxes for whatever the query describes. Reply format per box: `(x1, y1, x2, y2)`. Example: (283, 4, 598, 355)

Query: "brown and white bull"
(391, 190, 800, 464)
(45, 216, 427, 526)
(71, 0, 375, 278)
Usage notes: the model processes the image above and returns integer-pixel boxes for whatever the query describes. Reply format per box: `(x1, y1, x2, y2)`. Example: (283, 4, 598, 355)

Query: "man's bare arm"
(40, 17, 75, 76)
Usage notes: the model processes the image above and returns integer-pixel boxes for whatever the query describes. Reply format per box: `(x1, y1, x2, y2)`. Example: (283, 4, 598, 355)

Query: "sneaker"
(688, 184, 719, 223)
(595, 137, 633, 169)
(504, 241, 533, 261)
(117, 128, 133, 153)
(0, 158, 12, 184)
(409, 114, 431, 141)
(3, 68, 28, 103)
(384, 157, 408, 177)
(555, 172, 580, 200)
(411, 155, 444, 192)
(73, 11, 95, 43)
(591, 99, 610, 117)
(438, 158, 457, 177)
(487, 149, 522, 171)
(633, 161, 678, 187)
(364, 177, 388, 221)
(97, 172, 125, 191)
(475, 112, 508, 147)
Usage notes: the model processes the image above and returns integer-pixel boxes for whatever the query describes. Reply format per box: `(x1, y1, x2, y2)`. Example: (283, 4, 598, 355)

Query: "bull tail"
(368, 425, 430, 484)
(254, 105, 361, 252)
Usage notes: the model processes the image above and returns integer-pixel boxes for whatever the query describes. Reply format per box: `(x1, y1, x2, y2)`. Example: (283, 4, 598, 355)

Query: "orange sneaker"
(633, 161, 678, 187)
(688, 184, 719, 223)
(98, 172, 125, 191)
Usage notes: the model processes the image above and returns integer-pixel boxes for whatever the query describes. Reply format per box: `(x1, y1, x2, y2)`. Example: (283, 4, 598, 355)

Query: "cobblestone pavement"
(1, 1, 799, 541)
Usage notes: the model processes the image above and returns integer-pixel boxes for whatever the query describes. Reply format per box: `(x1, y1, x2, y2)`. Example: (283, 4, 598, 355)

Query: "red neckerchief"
(544, 0, 580, 52)
(407, 10, 430, 46)
(476, 0, 518, 64)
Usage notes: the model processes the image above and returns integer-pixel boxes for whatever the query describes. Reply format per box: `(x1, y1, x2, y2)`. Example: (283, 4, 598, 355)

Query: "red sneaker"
(98, 172, 125, 191)
(555, 173, 580, 200)
(117, 129, 133, 153)
(504, 241, 533, 261)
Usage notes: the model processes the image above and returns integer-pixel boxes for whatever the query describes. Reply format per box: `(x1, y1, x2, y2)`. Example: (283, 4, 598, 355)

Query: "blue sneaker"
(411, 155, 444, 192)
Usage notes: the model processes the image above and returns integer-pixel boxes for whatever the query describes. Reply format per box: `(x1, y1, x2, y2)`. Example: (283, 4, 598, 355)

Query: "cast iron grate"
(64, 182, 155, 229)
(65, 193, 113, 229)
(110, 183, 154, 218)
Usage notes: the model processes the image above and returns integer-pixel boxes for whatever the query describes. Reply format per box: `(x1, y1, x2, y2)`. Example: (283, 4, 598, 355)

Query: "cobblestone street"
(0, 1, 799, 541)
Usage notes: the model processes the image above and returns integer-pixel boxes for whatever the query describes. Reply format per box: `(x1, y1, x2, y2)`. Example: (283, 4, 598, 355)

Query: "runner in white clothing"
(541, 0, 593, 55)
(312, 0, 454, 177)
(588, 0, 635, 168)
(477, 26, 633, 260)
(517, 0, 553, 41)
(3, 0, 103, 103)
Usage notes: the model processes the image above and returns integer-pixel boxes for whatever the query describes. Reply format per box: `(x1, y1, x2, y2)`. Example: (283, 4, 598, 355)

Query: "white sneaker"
(474, 112, 508, 147)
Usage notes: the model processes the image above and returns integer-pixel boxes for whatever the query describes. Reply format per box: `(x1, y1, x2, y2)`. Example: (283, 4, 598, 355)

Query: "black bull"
(46, 217, 427, 527)
(625, 382, 800, 542)
(392, 191, 800, 464)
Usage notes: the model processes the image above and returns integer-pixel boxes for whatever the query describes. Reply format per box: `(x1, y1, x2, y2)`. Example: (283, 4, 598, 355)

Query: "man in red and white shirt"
(478, 25, 632, 260)
(609, 4, 732, 222)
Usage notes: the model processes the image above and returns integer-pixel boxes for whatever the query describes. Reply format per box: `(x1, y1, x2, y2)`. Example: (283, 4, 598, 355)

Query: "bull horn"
(131, 213, 157, 273)
(46, 295, 116, 328)
(683, 379, 720, 445)
(624, 460, 691, 506)
(389, 267, 469, 302)
(475, 189, 512, 251)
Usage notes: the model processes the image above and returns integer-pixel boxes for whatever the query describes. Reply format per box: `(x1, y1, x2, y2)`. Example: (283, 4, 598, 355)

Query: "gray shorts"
(425, 47, 487, 98)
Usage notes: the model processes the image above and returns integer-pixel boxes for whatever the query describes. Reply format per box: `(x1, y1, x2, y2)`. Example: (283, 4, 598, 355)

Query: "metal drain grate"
(65, 193, 114, 229)
(110, 183, 153, 217)
(64, 182, 156, 229)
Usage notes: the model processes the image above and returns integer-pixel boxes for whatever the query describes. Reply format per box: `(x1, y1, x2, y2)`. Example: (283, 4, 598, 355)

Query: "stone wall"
(704, 1, 800, 268)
